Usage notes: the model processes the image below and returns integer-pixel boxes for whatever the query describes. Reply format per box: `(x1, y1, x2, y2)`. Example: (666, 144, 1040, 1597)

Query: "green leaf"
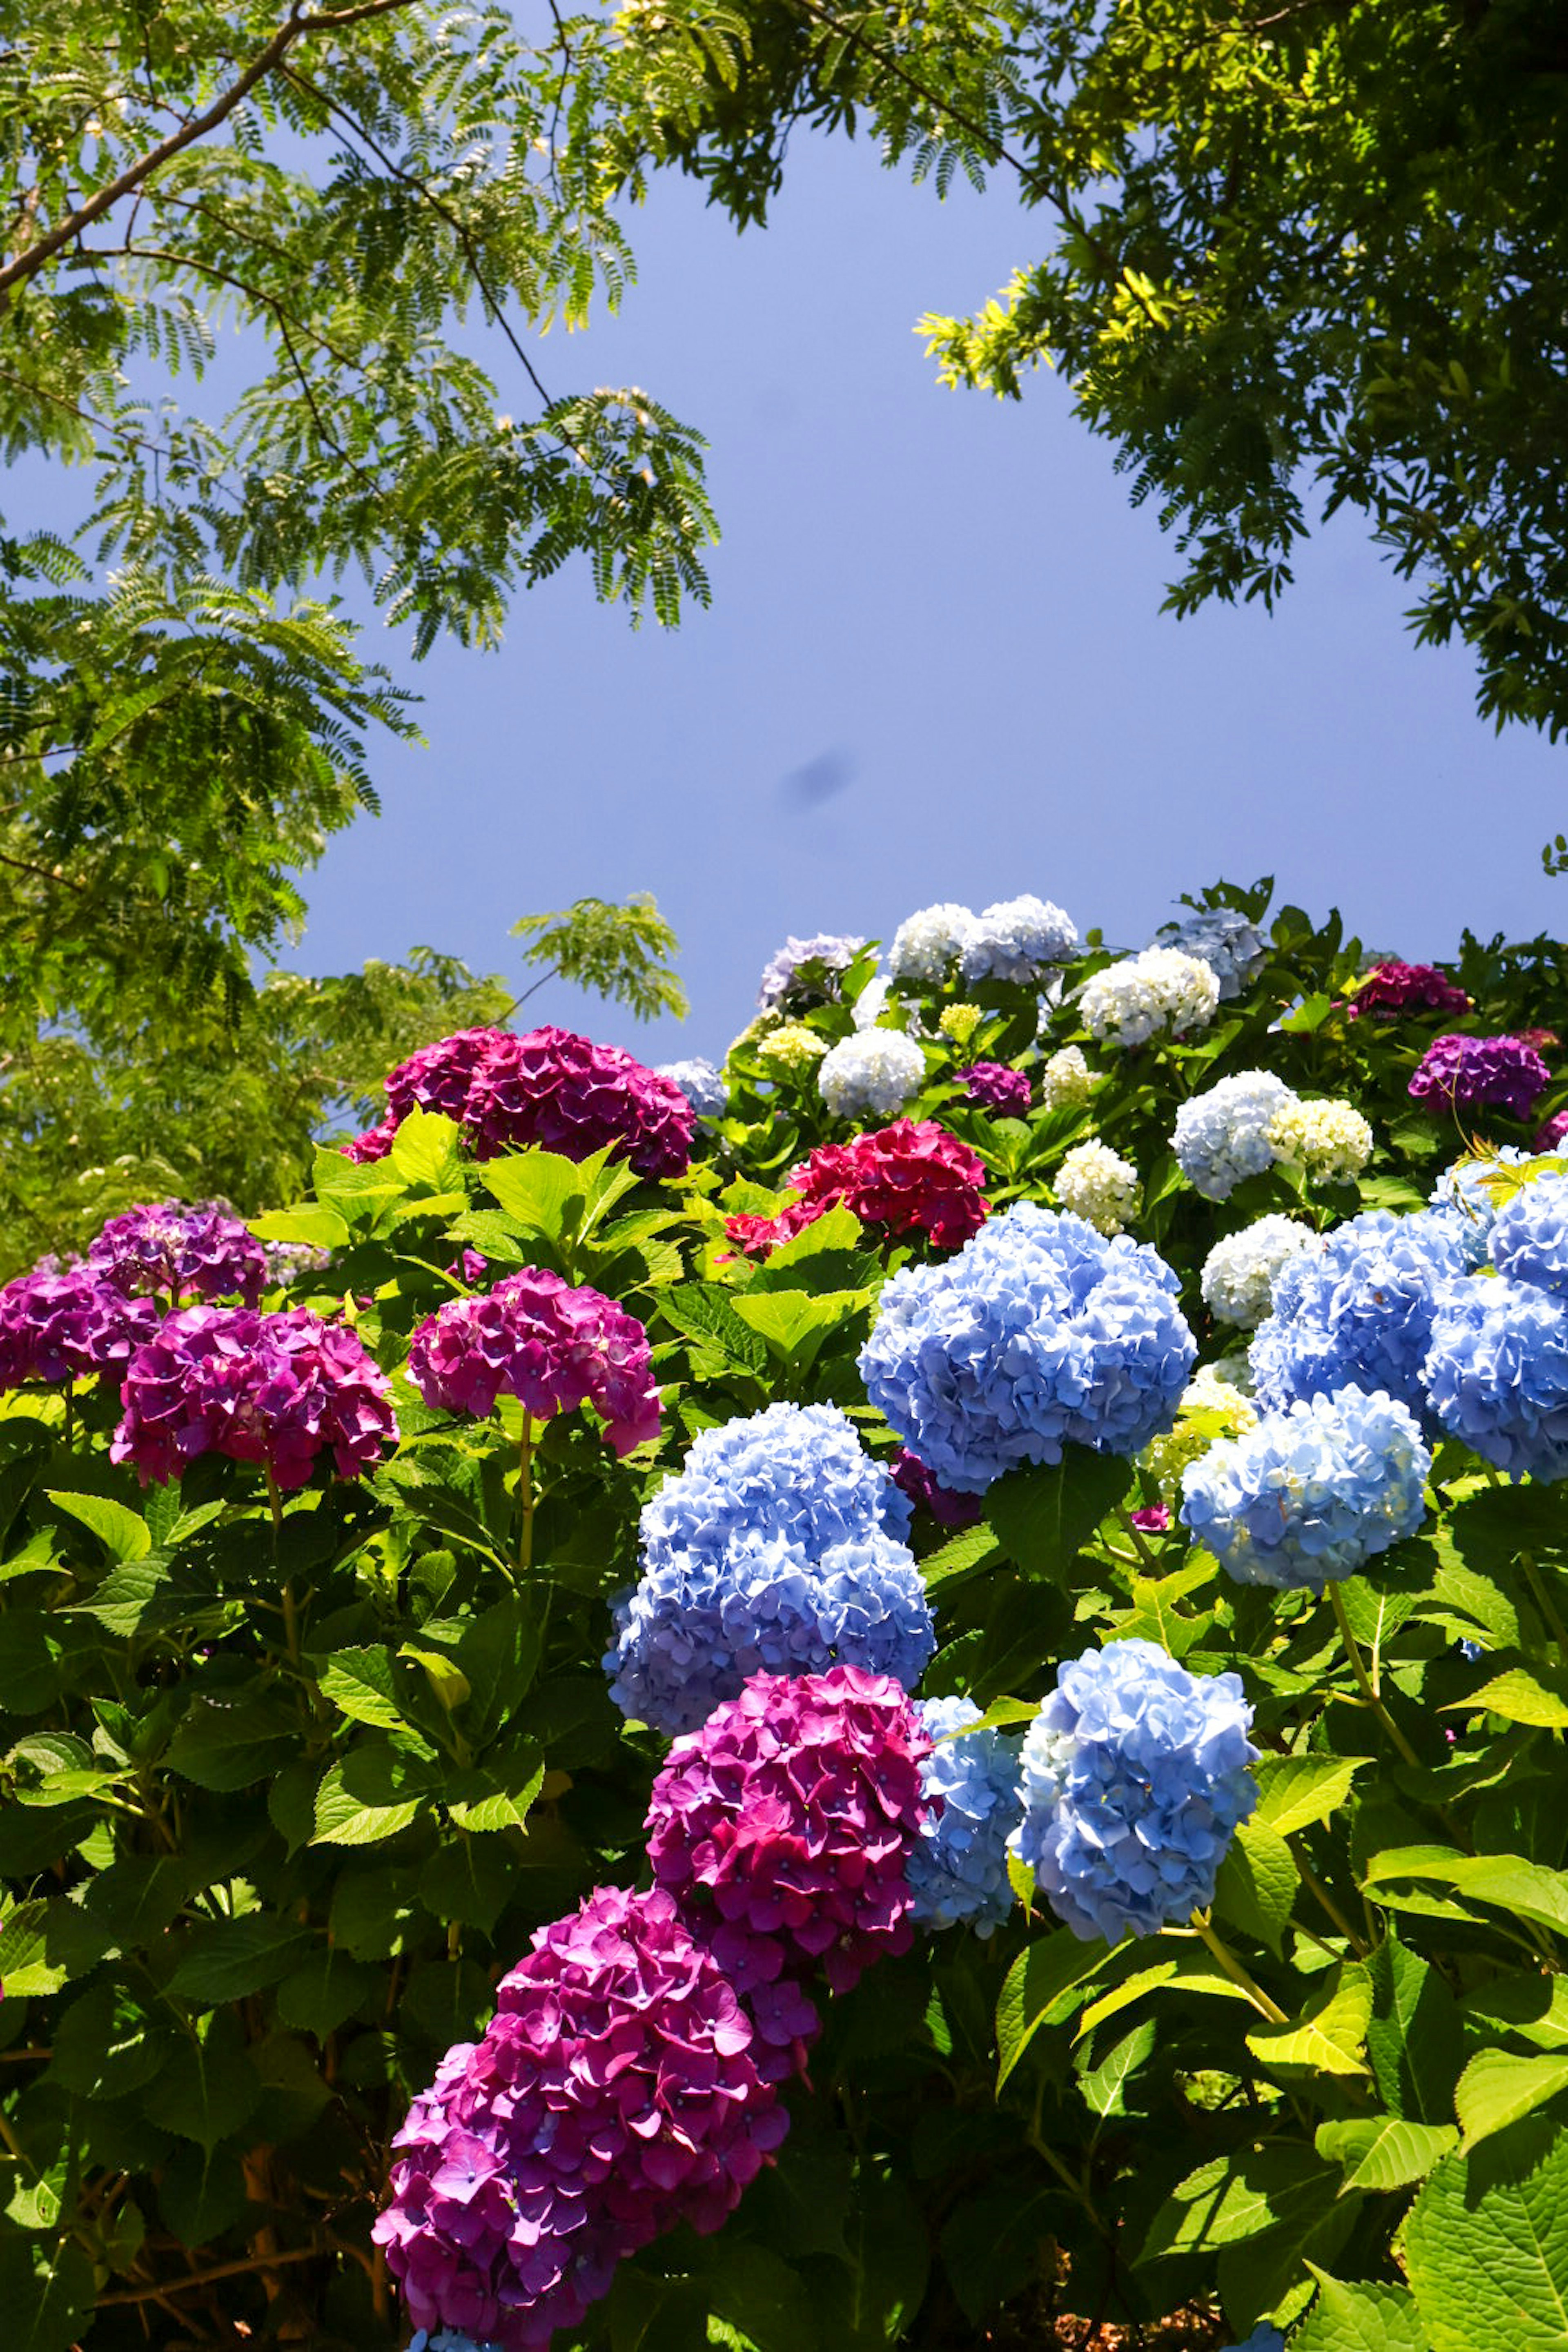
(1252, 1754, 1370, 1839)
(987, 1451, 1133, 1581)
(1363, 1847, 1568, 1937)
(446, 1741, 545, 1833)
(46, 1488, 151, 1560)
(1247, 1965, 1373, 2079)
(0, 2236, 96, 2352)
(312, 1745, 437, 1845)
(248, 1204, 350, 1249)
(1078, 2018, 1155, 2118)
(165, 1691, 303, 1791)
(0, 1898, 67, 1996)
(388, 1105, 465, 1190)
(1405, 2131, 1568, 2350)
(1142, 2141, 1341, 2259)
(277, 1947, 378, 2038)
(1293, 2272, 1428, 2352)
(166, 1915, 316, 2002)
(1314, 2117, 1458, 2194)
(1456, 2051, 1568, 2152)
(1077, 1949, 1253, 2039)
(1460, 1666, 1568, 1729)
(705, 2238, 823, 2352)
(143, 2009, 261, 2152)
(729, 1285, 870, 1368)
(1214, 1819, 1298, 1955)
(1366, 1932, 1464, 2124)
(482, 1148, 589, 1243)
(419, 1836, 518, 1932)
(318, 1646, 409, 1732)
(996, 1929, 1114, 2088)
(48, 1977, 173, 2101)
(915, 1521, 1000, 1590)
(657, 1283, 768, 1375)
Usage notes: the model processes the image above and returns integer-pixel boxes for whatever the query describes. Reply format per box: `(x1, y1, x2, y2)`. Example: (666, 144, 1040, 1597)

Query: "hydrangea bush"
(5, 878, 1568, 2352)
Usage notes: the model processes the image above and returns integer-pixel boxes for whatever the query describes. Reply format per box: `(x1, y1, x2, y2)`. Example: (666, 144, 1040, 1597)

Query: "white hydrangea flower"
(657, 1058, 728, 1118)
(1267, 1097, 1374, 1185)
(886, 902, 978, 984)
(1141, 1365, 1258, 1495)
(757, 1022, 829, 1076)
(1173, 1070, 1299, 1201)
(1079, 947, 1221, 1048)
(1054, 1140, 1140, 1236)
(1201, 1216, 1317, 1328)
(852, 973, 895, 1031)
(960, 895, 1079, 984)
(818, 1028, 926, 1117)
(1039, 1045, 1094, 1109)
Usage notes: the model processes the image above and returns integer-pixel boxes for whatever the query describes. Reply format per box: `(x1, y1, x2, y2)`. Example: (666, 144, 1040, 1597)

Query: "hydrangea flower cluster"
(1423, 1277, 1568, 1481)
(1039, 1045, 1094, 1109)
(1200, 1217, 1316, 1327)
(375, 1886, 788, 2351)
(1140, 1365, 1258, 1501)
(87, 1201, 267, 1305)
(1266, 1096, 1374, 1185)
(112, 1306, 398, 1488)
(1080, 947, 1220, 1048)
(1408, 1032, 1552, 1121)
(1488, 1169, 1568, 1298)
(1010, 1640, 1258, 1942)
(859, 1203, 1195, 1494)
(958, 1061, 1032, 1116)
(1249, 1209, 1467, 1425)
(345, 1026, 695, 1178)
(907, 1697, 1024, 1936)
(1537, 1108, 1568, 1152)
(1172, 1071, 1297, 1201)
(1180, 1386, 1431, 1590)
(886, 903, 978, 984)
(889, 1447, 983, 1529)
(959, 895, 1079, 984)
(1053, 1140, 1140, 1236)
(724, 1121, 989, 1258)
(755, 1020, 829, 1078)
(756, 932, 866, 1010)
(261, 1238, 333, 1285)
(657, 1058, 728, 1118)
(1348, 961, 1470, 1020)
(818, 1028, 926, 1118)
(1428, 1147, 1533, 1267)
(938, 1003, 983, 1047)
(646, 1667, 930, 1994)
(604, 1403, 933, 1733)
(0, 1266, 159, 1391)
(1150, 908, 1268, 1000)
(408, 1270, 661, 1455)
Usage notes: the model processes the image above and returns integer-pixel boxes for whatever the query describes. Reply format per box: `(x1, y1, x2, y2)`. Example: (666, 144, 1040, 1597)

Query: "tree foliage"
(512, 892, 690, 1024)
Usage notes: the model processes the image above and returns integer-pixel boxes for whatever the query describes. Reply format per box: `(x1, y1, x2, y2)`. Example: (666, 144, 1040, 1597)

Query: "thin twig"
(95, 2241, 328, 2306)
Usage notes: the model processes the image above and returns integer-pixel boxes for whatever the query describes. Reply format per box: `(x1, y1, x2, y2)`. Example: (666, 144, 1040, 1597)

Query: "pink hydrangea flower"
(957, 1062, 1032, 1116)
(1347, 962, 1470, 1020)
(1408, 1033, 1552, 1121)
(1536, 1109, 1568, 1153)
(1130, 1503, 1172, 1533)
(725, 1120, 988, 1258)
(646, 1666, 931, 1996)
(87, 1201, 267, 1305)
(344, 1026, 693, 1178)
(111, 1306, 398, 1488)
(375, 1886, 788, 2350)
(0, 1267, 159, 1390)
(408, 1269, 662, 1454)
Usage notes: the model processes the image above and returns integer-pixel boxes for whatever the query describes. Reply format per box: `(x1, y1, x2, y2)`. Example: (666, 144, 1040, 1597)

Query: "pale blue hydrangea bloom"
(859, 1202, 1195, 1494)
(1488, 1169, 1568, 1299)
(1151, 907, 1269, 1000)
(818, 1027, 926, 1117)
(757, 931, 866, 1010)
(1249, 1209, 1466, 1426)
(908, 1697, 1025, 1936)
(1180, 1385, 1431, 1590)
(604, 1402, 933, 1731)
(1009, 1639, 1258, 1942)
(960, 895, 1079, 984)
(886, 902, 979, 983)
(1423, 1275, 1568, 1482)
(1173, 1071, 1298, 1202)
(1200, 1216, 1316, 1328)
(1218, 2331, 1286, 2352)
(1429, 1146, 1533, 1269)
(657, 1058, 728, 1118)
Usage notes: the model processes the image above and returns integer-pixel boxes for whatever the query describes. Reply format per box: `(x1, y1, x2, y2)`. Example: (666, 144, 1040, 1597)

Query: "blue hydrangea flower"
(757, 931, 866, 1011)
(604, 1402, 933, 1731)
(657, 1058, 728, 1118)
(1249, 1209, 1466, 1427)
(1429, 1147, 1533, 1269)
(1219, 2331, 1286, 2352)
(1488, 1169, 1568, 1299)
(859, 1203, 1195, 1494)
(1423, 1274, 1568, 1482)
(1173, 1072, 1298, 1201)
(1009, 1639, 1258, 1942)
(1151, 908, 1269, 1000)
(908, 1697, 1024, 1936)
(1179, 1385, 1431, 1590)
(960, 895, 1079, 984)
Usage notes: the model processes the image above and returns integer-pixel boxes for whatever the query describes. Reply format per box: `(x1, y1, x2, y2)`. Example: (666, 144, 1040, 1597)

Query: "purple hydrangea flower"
(0, 1266, 159, 1390)
(1536, 1109, 1568, 1153)
(87, 1201, 267, 1305)
(889, 1447, 984, 1530)
(111, 1305, 398, 1488)
(757, 933, 866, 1011)
(1408, 1033, 1552, 1121)
(408, 1269, 661, 1455)
(957, 1062, 1032, 1116)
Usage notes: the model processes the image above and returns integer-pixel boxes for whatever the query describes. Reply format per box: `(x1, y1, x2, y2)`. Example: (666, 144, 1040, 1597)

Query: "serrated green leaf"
(1459, 1666, 1568, 1729)
(47, 1488, 151, 1560)
(1248, 1966, 1373, 2079)
(1078, 2018, 1155, 2118)
(1253, 1754, 1370, 1838)
(1314, 2116, 1458, 2193)
(1456, 2050, 1568, 2152)
(318, 1646, 408, 1731)
(1294, 2271, 1427, 2352)
(1215, 1818, 1298, 1955)
(996, 1929, 1113, 2087)
(1405, 2133, 1568, 2350)
(987, 1451, 1134, 1581)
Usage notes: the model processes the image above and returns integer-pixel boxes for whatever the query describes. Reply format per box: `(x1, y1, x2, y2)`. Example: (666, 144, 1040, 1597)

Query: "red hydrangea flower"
(1408, 1033, 1552, 1122)
(344, 1026, 693, 1178)
(87, 1200, 267, 1305)
(111, 1306, 398, 1488)
(0, 1267, 159, 1390)
(958, 1062, 1032, 1116)
(374, 1886, 789, 2351)
(724, 1121, 988, 1258)
(1537, 1109, 1568, 1153)
(646, 1666, 931, 1996)
(890, 1447, 983, 1530)
(1347, 962, 1470, 1020)
(408, 1269, 661, 1455)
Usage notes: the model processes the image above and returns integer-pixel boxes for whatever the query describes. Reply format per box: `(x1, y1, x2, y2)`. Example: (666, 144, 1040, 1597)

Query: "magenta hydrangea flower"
(646, 1667, 931, 1997)
(87, 1201, 267, 1305)
(344, 1026, 694, 1178)
(1537, 1109, 1568, 1154)
(957, 1062, 1032, 1116)
(1347, 962, 1470, 1021)
(375, 1886, 788, 2351)
(889, 1447, 983, 1530)
(111, 1306, 398, 1488)
(1409, 1033, 1552, 1121)
(408, 1270, 661, 1455)
(0, 1267, 159, 1390)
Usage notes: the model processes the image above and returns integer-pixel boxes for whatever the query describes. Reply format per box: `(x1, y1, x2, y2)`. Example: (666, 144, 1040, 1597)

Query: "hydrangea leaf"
(1214, 1819, 1298, 1956)
(1141, 2140, 1342, 2259)
(1252, 1754, 1369, 1840)
(995, 1928, 1114, 2088)
(1077, 2018, 1156, 2119)
(1292, 2271, 1427, 2352)
(1456, 2050, 1568, 2153)
(45, 1490, 151, 1561)
(1457, 1665, 1568, 1729)
(1366, 1933, 1464, 2123)
(1247, 1966, 1374, 2079)
(987, 1452, 1135, 1582)
(165, 1917, 316, 2004)
(1405, 2129, 1568, 2350)
(1313, 2118, 1458, 2194)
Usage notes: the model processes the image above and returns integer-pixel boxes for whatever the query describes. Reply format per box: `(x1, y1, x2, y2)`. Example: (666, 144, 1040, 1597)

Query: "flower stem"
(517, 1412, 535, 1574)
(1329, 1582, 1420, 1769)
(1190, 1914, 1290, 2025)
(60, 1380, 74, 1449)
(264, 1466, 300, 1668)
(1115, 1504, 1158, 1571)
(1522, 1553, 1568, 1654)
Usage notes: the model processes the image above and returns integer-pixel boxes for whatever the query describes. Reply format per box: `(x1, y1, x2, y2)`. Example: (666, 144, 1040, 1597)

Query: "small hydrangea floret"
(958, 1061, 1032, 1116)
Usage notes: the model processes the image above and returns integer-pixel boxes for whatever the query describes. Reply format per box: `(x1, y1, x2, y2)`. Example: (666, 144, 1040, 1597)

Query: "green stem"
(1287, 1837, 1368, 1956)
(1115, 1504, 1158, 1571)
(1523, 1553, 1568, 1654)
(265, 1466, 299, 1668)
(1330, 1583, 1420, 1769)
(517, 1412, 534, 1574)
(60, 1380, 74, 1449)
(1191, 1915, 1290, 2025)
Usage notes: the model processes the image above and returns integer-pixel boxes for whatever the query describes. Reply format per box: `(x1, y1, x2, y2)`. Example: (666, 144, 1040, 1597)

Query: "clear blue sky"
(38, 132, 1568, 1065)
